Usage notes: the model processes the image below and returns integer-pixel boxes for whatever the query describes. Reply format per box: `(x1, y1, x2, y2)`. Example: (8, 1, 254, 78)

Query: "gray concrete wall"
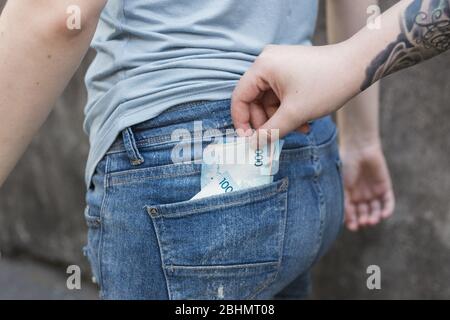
(311, 0, 450, 299)
(0, 0, 449, 299)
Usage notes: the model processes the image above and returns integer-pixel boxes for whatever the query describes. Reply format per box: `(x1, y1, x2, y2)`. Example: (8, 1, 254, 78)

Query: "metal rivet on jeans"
(147, 207, 158, 216)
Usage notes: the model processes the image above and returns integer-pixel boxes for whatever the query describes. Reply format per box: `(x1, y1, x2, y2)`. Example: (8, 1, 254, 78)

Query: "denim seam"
(335, 158, 345, 226)
(164, 261, 279, 271)
(136, 132, 233, 152)
(108, 161, 199, 177)
(107, 126, 338, 166)
(108, 117, 336, 156)
(97, 155, 111, 299)
(279, 128, 337, 162)
(308, 132, 327, 267)
(151, 180, 287, 218)
(109, 168, 201, 187)
(148, 213, 172, 300)
(83, 206, 100, 298)
(247, 192, 289, 299)
(247, 272, 279, 300)
(107, 127, 235, 155)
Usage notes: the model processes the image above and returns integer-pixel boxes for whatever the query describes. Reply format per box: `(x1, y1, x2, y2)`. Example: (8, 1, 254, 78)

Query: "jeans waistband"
(107, 99, 337, 159)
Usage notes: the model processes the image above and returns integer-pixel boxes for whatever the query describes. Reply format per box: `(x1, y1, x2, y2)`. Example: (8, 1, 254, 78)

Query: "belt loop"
(122, 127, 144, 166)
(306, 122, 322, 177)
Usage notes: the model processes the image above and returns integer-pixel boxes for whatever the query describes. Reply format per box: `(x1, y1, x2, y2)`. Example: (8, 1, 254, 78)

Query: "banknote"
(201, 137, 283, 187)
(191, 137, 284, 200)
(191, 171, 238, 200)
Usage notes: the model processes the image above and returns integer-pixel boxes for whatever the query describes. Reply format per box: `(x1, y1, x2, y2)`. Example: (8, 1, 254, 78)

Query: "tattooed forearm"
(361, 0, 450, 91)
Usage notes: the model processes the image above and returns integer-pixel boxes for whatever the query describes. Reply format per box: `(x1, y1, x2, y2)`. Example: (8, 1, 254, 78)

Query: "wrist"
(339, 135, 382, 154)
(338, 116, 381, 148)
(333, 37, 369, 101)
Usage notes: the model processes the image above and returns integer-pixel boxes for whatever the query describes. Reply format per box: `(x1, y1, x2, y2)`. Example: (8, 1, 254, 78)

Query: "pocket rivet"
(148, 207, 158, 216)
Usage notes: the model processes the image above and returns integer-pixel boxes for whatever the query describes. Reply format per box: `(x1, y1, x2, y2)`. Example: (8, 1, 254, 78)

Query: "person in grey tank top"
(11, 0, 449, 299)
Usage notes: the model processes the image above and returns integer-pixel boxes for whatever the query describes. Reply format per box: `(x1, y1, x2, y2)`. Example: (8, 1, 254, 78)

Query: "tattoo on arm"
(361, 0, 450, 91)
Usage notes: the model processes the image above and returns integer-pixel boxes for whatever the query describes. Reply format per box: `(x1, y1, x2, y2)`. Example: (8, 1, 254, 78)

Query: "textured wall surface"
(0, 0, 90, 271)
(0, 0, 449, 299)
(311, 0, 450, 299)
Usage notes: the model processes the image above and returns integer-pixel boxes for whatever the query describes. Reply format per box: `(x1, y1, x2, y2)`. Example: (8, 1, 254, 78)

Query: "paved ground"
(0, 256, 98, 300)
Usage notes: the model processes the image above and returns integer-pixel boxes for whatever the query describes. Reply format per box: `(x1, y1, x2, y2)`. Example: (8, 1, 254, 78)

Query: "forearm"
(346, 0, 450, 93)
(0, 0, 105, 186)
(327, 0, 381, 147)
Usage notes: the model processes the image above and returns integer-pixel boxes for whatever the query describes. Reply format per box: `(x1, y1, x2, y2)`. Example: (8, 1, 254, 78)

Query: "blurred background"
(0, 0, 449, 299)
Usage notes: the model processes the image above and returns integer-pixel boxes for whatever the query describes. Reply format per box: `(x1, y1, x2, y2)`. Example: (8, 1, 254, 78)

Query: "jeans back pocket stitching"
(149, 214, 173, 299)
(149, 178, 289, 218)
(107, 164, 201, 186)
(164, 261, 279, 271)
(150, 186, 289, 300)
(145, 178, 288, 267)
(247, 192, 289, 300)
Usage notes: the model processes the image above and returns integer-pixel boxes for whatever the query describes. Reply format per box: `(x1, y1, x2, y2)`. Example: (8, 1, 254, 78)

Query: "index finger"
(231, 66, 270, 135)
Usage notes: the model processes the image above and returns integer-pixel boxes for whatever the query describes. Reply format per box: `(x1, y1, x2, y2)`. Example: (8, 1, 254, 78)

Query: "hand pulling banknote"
(191, 137, 284, 200)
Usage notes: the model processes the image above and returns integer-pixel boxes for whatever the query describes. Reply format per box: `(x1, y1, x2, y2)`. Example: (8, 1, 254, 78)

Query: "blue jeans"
(83, 100, 344, 300)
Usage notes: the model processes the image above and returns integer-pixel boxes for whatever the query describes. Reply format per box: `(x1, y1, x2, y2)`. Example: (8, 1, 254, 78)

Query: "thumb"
(258, 100, 302, 140)
(264, 101, 310, 134)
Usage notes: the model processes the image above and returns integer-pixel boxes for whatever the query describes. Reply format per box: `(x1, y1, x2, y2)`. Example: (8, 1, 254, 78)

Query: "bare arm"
(357, 0, 449, 91)
(327, 0, 381, 147)
(0, 0, 106, 186)
(327, 0, 395, 230)
(231, 0, 450, 137)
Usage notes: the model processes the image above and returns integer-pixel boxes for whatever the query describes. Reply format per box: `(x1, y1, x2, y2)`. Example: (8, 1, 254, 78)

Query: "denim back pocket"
(145, 178, 289, 300)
